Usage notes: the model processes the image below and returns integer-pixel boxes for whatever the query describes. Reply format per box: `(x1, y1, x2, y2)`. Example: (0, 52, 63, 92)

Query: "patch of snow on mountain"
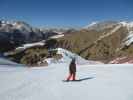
(83, 22, 98, 29)
(86, 22, 98, 27)
(50, 34, 64, 39)
(0, 57, 23, 66)
(16, 41, 45, 51)
(120, 21, 133, 31)
(123, 31, 133, 46)
(56, 48, 103, 65)
(120, 21, 133, 27)
(13, 22, 32, 33)
(120, 21, 133, 46)
(83, 21, 118, 31)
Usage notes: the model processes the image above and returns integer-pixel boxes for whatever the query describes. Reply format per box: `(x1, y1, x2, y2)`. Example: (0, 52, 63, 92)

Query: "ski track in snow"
(0, 63, 133, 100)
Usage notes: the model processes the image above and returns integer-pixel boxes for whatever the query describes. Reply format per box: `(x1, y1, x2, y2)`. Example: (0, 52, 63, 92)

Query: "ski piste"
(0, 60, 133, 100)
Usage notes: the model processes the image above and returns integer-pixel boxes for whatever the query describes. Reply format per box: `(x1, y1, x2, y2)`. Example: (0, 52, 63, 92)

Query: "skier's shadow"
(75, 76, 94, 82)
(63, 76, 94, 82)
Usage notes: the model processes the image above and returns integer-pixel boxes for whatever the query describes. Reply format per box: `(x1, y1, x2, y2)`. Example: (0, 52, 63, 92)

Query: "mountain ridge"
(1, 20, 133, 65)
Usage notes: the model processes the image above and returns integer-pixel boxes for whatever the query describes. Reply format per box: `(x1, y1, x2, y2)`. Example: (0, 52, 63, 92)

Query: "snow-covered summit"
(83, 22, 98, 29)
(83, 20, 133, 47)
(118, 21, 133, 46)
(119, 21, 133, 27)
(83, 21, 118, 31)
(119, 21, 133, 31)
(0, 20, 32, 32)
(83, 21, 133, 31)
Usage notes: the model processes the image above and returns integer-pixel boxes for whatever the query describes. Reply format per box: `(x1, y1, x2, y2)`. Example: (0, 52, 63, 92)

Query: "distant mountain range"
(0, 20, 70, 52)
(1, 19, 133, 64)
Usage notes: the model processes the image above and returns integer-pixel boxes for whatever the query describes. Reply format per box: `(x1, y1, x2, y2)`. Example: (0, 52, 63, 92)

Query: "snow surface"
(83, 22, 98, 29)
(0, 58, 22, 66)
(119, 21, 133, 46)
(120, 21, 133, 31)
(44, 48, 103, 65)
(50, 34, 64, 39)
(0, 61, 133, 100)
(123, 31, 133, 46)
(56, 48, 103, 65)
(15, 41, 45, 51)
(83, 21, 118, 31)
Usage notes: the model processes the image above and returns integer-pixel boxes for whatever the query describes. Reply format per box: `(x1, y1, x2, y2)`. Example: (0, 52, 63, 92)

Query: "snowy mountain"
(0, 20, 133, 100)
(0, 57, 24, 66)
(56, 48, 103, 65)
(40, 28, 69, 34)
(84, 21, 133, 31)
(15, 41, 45, 51)
(28, 48, 103, 66)
(0, 20, 44, 52)
(84, 21, 133, 46)
(83, 21, 119, 31)
(56, 20, 133, 62)
(120, 21, 133, 31)
(1, 20, 133, 64)
(0, 20, 65, 52)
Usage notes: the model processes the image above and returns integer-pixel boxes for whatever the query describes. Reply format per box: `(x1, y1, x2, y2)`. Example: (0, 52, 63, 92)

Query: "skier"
(66, 58, 76, 81)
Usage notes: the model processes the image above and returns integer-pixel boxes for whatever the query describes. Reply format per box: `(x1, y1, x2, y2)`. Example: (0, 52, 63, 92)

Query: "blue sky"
(0, 0, 133, 27)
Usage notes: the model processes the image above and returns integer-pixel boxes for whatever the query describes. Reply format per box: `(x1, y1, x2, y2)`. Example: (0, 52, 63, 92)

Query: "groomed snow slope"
(0, 63, 133, 100)
(0, 58, 23, 66)
(56, 48, 103, 65)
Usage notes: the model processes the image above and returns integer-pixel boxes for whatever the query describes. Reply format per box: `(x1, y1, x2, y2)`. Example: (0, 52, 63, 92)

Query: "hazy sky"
(0, 0, 133, 27)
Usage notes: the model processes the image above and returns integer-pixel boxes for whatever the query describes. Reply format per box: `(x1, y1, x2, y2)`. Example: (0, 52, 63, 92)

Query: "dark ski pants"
(67, 72, 76, 81)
